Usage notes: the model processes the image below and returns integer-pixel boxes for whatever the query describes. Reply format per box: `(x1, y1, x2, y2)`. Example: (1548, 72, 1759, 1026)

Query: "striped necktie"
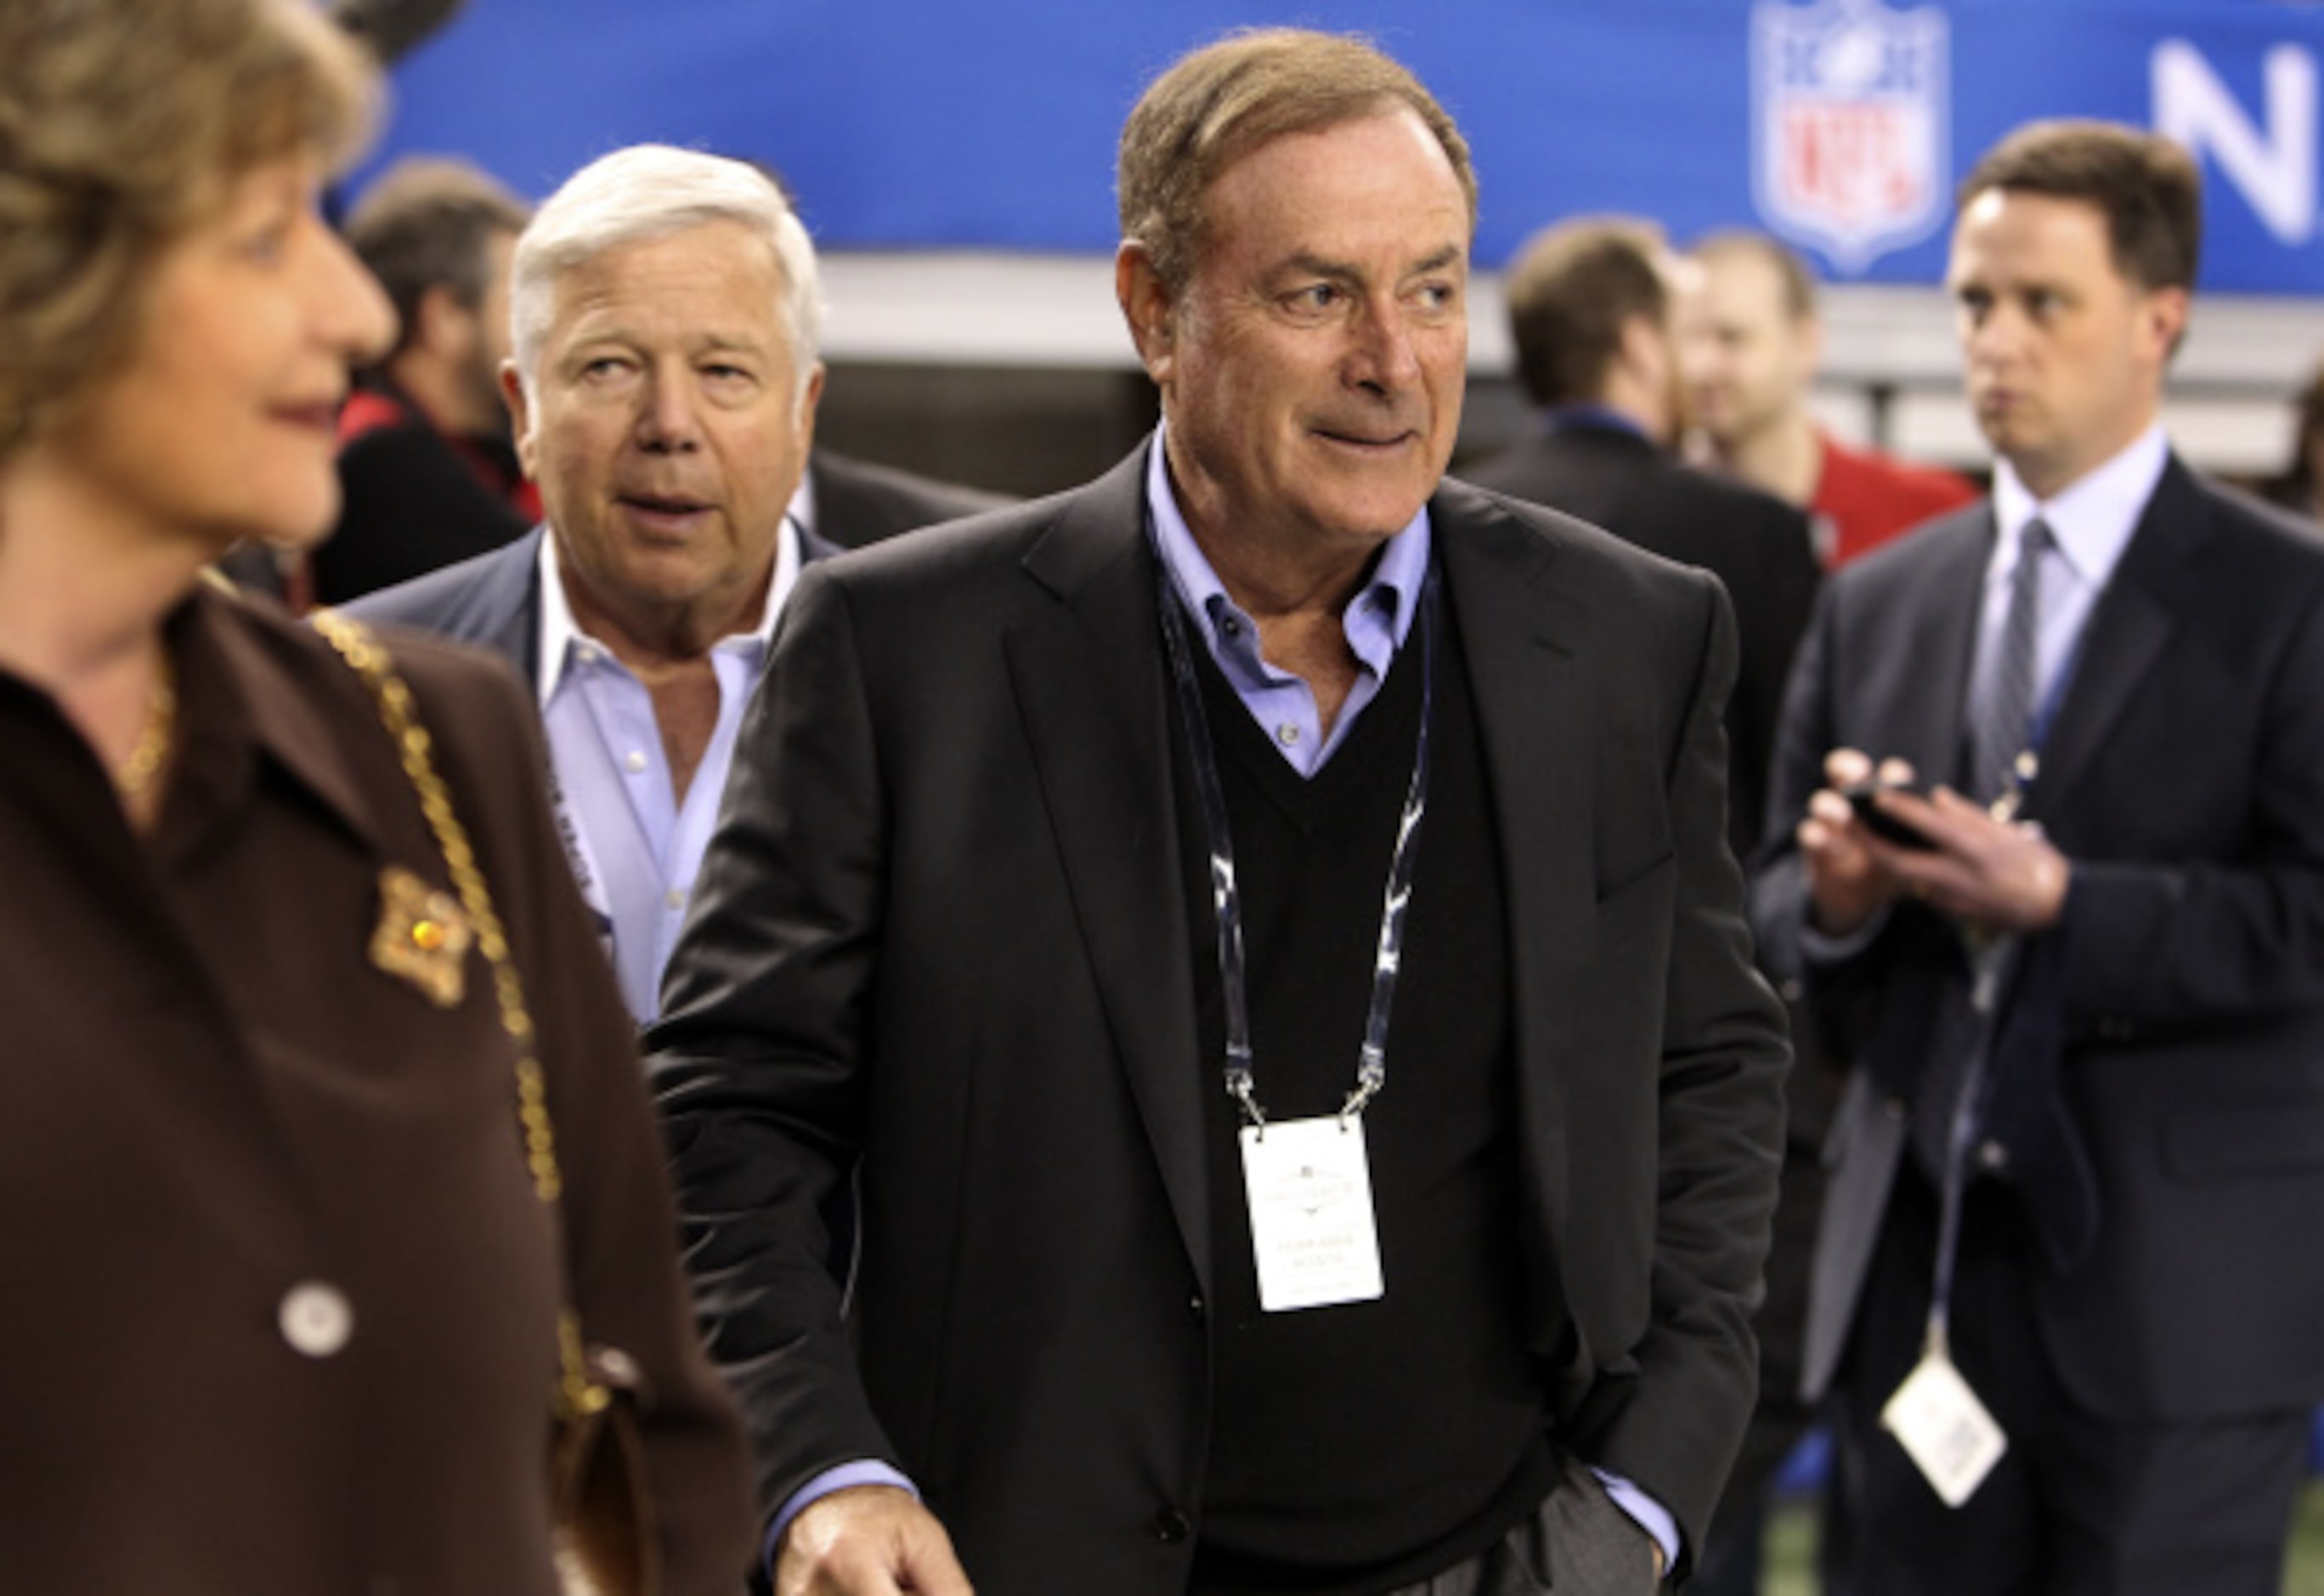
(1969, 518, 2052, 806)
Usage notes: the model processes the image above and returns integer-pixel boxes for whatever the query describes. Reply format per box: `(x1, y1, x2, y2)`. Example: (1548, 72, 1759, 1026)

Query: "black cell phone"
(1840, 778, 1937, 851)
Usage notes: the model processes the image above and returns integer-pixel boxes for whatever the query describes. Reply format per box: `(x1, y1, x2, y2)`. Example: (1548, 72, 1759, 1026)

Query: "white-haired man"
(351, 144, 836, 1023)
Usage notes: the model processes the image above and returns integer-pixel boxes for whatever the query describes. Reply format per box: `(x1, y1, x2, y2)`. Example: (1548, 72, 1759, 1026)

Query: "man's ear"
(1616, 313, 1667, 390)
(795, 360, 826, 454)
(1116, 241, 1179, 386)
(1796, 311, 1827, 380)
(413, 281, 471, 358)
(2141, 284, 2191, 365)
(499, 361, 537, 480)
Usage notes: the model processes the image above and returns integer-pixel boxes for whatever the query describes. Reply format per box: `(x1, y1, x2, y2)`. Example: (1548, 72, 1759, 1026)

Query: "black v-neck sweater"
(1172, 588, 1561, 1593)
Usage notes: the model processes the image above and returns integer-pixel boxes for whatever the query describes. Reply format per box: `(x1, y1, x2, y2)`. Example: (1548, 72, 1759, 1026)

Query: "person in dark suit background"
(646, 27, 1787, 1596)
(351, 144, 836, 1025)
(1462, 217, 1823, 1596)
(1756, 120, 2324, 1596)
(312, 156, 538, 604)
(797, 446, 1010, 549)
(1462, 217, 1819, 861)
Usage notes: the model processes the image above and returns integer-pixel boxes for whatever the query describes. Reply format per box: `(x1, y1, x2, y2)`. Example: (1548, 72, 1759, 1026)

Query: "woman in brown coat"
(0, 1, 754, 1588)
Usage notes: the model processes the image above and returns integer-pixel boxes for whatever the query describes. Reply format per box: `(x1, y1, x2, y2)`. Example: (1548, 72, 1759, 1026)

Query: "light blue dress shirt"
(534, 525, 799, 1024)
(1976, 421, 2163, 742)
(1145, 423, 1430, 775)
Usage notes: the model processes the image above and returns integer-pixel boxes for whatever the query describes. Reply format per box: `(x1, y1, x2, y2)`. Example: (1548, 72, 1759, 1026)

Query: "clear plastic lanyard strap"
(1152, 557, 1439, 1132)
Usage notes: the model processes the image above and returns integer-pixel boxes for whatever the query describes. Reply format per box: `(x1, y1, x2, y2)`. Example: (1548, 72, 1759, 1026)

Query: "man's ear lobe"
(1116, 241, 1178, 381)
(2144, 285, 2191, 362)
(500, 362, 538, 479)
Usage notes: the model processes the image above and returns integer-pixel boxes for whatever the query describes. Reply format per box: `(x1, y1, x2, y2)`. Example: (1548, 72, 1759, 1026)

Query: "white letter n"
(2153, 39, 2316, 245)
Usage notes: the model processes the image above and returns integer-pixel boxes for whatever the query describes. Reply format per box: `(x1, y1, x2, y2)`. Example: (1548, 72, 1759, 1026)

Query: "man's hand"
(1798, 748, 1912, 935)
(1863, 782, 2070, 936)
(776, 1486, 974, 1596)
(1799, 749, 2070, 939)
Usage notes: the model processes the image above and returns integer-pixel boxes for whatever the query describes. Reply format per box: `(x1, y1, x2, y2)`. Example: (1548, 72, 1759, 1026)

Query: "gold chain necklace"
(113, 650, 177, 798)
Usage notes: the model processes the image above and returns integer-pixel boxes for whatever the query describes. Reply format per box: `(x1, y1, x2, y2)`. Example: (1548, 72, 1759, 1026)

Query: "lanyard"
(1153, 553, 1439, 1132)
(1925, 934, 2018, 1355)
(540, 744, 609, 926)
(1924, 654, 2075, 1351)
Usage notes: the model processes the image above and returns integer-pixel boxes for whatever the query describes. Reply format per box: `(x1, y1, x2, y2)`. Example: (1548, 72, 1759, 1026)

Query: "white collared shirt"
(1973, 422, 2168, 744)
(534, 524, 800, 1023)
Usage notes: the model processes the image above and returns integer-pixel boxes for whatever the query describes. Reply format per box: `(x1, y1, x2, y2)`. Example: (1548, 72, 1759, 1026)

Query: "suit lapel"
(2030, 457, 2203, 819)
(1003, 449, 1211, 1287)
(1435, 482, 1597, 1267)
(1887, 512, 1993, 783)
(481, 530, 546, 688)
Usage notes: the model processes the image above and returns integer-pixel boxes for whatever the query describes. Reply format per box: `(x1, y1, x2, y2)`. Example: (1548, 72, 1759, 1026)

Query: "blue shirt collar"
(1142, 423, 1433, 688)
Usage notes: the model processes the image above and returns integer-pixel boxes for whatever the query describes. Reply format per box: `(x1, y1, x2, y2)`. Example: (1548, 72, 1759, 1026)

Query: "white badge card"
(1239, 1114, 1385, 1312)
(1880, 1345, 2009, 1507)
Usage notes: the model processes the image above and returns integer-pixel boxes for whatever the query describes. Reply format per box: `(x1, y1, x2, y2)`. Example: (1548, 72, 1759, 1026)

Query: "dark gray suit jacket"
(1754, 456, 2324, 1416)
(644, 444, 1789, 1593)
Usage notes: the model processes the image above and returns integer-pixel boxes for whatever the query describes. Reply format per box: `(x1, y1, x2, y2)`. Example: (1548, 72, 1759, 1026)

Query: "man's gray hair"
(509, 144, 825, 399)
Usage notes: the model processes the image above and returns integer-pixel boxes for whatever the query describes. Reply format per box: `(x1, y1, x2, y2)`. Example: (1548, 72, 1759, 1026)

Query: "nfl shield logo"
(1752, 0, 1950, 274)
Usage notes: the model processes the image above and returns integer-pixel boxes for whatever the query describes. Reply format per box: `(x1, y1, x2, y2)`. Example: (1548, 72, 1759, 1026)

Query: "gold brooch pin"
(369, 865, 473, 1008)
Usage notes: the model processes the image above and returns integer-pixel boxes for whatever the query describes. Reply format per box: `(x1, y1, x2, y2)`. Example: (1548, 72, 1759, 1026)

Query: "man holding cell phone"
(1754, 120, 2324, 1596)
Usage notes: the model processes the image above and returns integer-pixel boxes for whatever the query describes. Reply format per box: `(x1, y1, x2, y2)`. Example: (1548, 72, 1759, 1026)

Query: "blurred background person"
(0, 1, 753, 1588)
(1466, 216, 1819, 862)
(799, 443, 1010, 549)
(2263, 358, 2324, 526)
(313, 155, 537, 604)
(1681, 229, 1977, 569)
(351, 144, 835, 1027)
(1464, 218, 1823, 1596)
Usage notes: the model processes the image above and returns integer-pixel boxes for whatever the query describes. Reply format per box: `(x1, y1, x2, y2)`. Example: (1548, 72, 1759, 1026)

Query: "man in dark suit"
(1464, 217, 1819, 859)
(1756, 121, 2324, 1596)
(649, 30, 1786, 1596)
(799, 447, 1010, 549)
(1464, 217, 1823, 1596)
(351, 144, 837, 1024)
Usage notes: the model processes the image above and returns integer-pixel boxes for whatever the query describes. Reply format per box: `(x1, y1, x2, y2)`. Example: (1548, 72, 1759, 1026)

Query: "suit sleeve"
(1592, 574, 1791, 1563)
(1747, 580, 1907, 1063)
(645, 565, 899, 1525)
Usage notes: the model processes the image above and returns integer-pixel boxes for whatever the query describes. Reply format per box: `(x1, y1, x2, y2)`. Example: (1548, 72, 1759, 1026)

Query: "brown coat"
(0, 586, 752, 1593)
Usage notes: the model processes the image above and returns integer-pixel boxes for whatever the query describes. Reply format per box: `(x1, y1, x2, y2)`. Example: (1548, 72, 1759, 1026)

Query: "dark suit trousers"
(1823, 1165, 2309, 1596)
(1385, 1453, 1659, 1596)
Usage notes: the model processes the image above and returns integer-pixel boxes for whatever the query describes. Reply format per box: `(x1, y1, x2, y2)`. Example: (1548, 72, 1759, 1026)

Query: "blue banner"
(368, 1, 2324, 292)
